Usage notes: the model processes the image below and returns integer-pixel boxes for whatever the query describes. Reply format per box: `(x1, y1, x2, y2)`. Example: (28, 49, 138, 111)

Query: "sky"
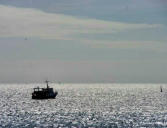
(0, 0, 167, 83)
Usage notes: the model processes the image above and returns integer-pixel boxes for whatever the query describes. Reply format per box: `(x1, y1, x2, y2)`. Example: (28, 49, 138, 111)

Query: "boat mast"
(45, 80, 49, 88)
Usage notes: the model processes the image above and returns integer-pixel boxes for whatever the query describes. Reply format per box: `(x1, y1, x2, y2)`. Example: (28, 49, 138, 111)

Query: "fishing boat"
(32, 80, 58, 99)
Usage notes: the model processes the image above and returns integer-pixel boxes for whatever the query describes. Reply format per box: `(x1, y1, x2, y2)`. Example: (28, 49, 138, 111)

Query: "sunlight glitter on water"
(0, 84, 167, 127)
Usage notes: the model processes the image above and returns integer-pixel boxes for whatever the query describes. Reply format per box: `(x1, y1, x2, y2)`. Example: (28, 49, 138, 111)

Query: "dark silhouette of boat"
(32, 80, 58, 99)
(160, 86, 163, 92)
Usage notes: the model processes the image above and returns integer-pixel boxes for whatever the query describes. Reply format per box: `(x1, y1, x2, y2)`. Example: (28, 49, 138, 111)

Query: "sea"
(0, 84, 167, 128)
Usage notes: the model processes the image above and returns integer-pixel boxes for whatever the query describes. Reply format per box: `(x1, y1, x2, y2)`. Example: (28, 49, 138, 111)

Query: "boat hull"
(32, 92, 58, 99)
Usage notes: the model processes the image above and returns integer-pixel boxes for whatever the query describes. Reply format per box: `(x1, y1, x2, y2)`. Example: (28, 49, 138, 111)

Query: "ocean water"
(0, 84, 167, 128)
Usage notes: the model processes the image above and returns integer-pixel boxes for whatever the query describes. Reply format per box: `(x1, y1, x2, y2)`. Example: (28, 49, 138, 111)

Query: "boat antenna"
(45, 80, 49, 88)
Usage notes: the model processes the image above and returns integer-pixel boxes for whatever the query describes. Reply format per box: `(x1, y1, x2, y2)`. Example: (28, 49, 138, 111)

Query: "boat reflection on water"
(32, 80, 58, 99)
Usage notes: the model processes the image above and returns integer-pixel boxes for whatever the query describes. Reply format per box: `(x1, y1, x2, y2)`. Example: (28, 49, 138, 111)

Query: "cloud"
(87, 40, 167, 52)
(0, 5, 163, 40)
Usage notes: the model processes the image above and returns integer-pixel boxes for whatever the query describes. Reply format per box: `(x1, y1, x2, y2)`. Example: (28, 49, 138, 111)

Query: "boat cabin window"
(34, 88, 43, 91)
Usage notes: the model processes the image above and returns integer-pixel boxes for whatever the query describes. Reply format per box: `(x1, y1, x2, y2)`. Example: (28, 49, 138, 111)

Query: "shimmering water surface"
(0, 84, 167, 128)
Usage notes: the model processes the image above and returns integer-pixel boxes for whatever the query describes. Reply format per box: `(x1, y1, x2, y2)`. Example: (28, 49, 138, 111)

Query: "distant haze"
(0, 0, 167, 83)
